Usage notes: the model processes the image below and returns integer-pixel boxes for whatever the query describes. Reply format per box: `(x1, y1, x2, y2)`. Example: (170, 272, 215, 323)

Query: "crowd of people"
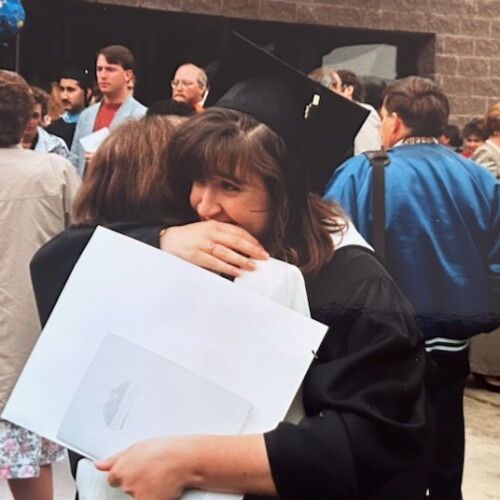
(0, 33, 499, 500)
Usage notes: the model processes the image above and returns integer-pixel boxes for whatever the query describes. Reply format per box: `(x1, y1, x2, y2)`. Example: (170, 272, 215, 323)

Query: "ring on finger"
(207, 241, 216, 255)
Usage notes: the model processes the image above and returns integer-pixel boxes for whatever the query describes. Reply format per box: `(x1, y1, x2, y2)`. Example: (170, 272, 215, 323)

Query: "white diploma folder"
(3, 227, 328, 500)
(79, 127, 110, 152)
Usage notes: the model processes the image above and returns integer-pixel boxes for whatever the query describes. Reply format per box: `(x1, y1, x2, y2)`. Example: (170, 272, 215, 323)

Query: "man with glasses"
(170, 63, 208, 111)
(308, 66, 344, 94)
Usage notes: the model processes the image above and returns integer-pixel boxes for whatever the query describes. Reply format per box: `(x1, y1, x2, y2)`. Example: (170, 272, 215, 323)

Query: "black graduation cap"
(59, 66, 92, 89)
(205, 32, 369, 193)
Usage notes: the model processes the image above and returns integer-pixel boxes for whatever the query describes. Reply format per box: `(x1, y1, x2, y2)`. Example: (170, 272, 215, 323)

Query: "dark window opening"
(5, 0, 434, 109)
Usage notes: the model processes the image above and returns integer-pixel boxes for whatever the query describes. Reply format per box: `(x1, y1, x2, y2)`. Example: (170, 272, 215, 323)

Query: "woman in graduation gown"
(31, 39, 435, 500)
(95, 107, 434, 500)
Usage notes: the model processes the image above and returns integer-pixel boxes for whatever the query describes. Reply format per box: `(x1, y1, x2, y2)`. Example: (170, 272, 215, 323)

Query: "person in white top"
(471, 101, 500, 180)
(308, 67, 381, 155)
(336, 69, 382, 154)
(0, 70, 81, 500)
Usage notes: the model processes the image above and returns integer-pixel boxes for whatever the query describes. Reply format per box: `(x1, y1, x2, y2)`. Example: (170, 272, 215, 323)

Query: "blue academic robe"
(324, 143, 500, 344)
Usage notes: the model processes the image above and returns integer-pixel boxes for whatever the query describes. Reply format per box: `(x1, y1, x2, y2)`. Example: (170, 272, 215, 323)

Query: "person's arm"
(69, 119, 85, 174)
(30, 221, 267, 329)
(96, 248, 433, 500)
(45, 155, 82, 228)
(53, 136, 71, 159)
(95, 434, 276, 499)
(160, 220, 269, 277)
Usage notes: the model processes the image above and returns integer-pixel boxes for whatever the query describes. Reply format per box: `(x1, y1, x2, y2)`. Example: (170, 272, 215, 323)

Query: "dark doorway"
(12, 0, 433, 107)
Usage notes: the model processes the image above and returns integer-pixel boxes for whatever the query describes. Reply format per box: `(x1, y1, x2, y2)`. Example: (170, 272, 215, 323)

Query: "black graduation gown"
(46, 118, 77, 148)
(264, 246, 435, 500)
(31, 226, 435, 500)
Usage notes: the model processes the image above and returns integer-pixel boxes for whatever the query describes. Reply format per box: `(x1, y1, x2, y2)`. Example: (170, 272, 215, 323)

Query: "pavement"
(462, 376, 500, 500)
(0, 375, 499, 499)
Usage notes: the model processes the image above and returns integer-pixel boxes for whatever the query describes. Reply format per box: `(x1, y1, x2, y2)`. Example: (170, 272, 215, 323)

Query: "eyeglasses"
(171, 80, 197, 89)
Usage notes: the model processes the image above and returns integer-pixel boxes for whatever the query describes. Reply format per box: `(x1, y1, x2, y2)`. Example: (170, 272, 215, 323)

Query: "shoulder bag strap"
(363, 149, 391, 262)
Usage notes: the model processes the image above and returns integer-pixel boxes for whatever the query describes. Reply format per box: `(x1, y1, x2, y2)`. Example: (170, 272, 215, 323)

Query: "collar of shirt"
(62, 111, 82, 124)
(394, 136, 439, 147)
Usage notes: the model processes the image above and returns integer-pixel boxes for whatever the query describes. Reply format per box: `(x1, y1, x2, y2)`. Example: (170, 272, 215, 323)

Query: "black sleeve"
(30, 223, 163, 327)
(264, 247, 434, 500)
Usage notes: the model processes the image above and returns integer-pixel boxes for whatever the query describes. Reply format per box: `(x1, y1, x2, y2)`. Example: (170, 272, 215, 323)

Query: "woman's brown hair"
(72, 115, 188, 225)
(0, 70, 33, 147)
(167, 108, 346, 276)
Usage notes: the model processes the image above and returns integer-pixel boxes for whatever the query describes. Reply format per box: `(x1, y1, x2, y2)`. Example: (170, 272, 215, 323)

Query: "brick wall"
(78, 0, 500, 125)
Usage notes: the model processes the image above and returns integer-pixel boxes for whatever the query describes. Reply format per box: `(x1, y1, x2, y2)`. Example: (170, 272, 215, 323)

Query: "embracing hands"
(160, 220, 269, 277)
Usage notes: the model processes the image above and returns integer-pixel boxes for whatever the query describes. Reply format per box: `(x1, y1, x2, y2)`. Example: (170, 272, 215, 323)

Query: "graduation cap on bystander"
(59, 65, 93, 90)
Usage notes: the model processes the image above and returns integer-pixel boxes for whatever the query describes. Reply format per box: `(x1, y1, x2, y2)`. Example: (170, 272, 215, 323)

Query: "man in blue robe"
(324, 76, 500, 500)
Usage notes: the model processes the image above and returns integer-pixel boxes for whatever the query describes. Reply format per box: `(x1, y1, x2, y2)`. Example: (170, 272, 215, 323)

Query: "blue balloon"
(0, 0, 26, 39)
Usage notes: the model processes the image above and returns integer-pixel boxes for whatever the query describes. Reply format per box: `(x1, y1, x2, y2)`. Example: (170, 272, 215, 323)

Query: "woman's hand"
(95, 434, 275, 499)
(95, 437, 193, 500)
(160, 220, 269, 277)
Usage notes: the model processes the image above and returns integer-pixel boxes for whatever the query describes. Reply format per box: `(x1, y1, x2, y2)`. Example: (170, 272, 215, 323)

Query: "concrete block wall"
(78, 0, 500, 125)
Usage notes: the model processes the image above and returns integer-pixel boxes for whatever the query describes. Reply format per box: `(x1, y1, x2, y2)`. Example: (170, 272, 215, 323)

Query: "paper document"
(58, 333, 253, 459)
(79, 127, 110, 152)
(4, 227, 327, 500)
